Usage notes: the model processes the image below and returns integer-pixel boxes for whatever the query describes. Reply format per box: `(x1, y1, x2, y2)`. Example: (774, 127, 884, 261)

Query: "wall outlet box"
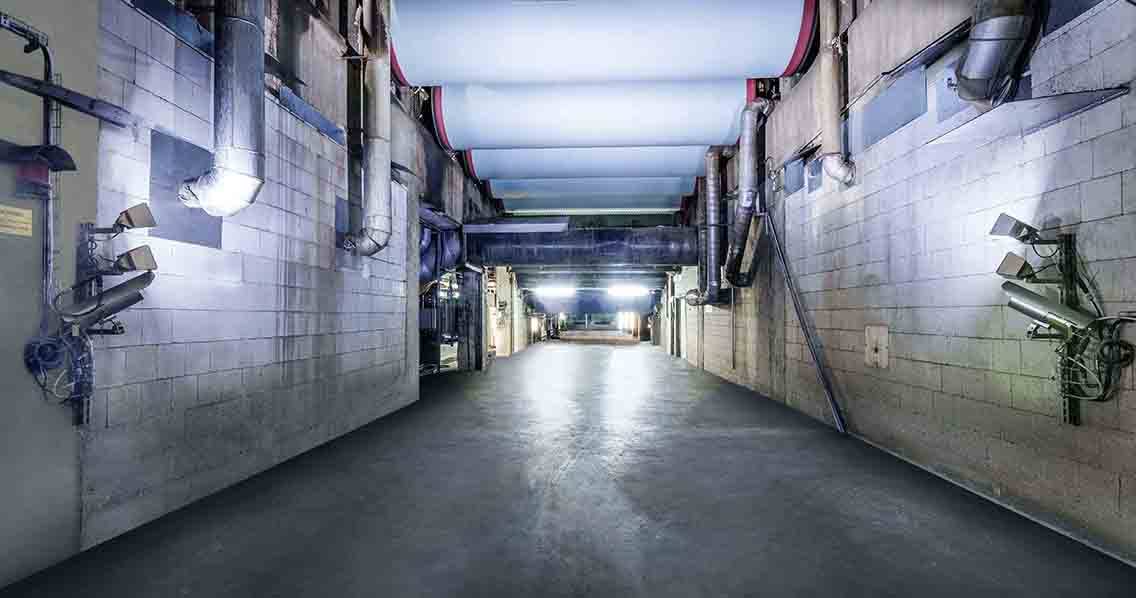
(865, 325, 889, 369)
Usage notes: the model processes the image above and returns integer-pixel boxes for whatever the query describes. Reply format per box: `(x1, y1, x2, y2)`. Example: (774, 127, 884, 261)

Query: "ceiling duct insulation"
(433, 81, 755, 150)
(465, 146, 709, 180)
(390, 0, 817, 85)
(490, 177, 696, 200)
(502, 196, 684, 215)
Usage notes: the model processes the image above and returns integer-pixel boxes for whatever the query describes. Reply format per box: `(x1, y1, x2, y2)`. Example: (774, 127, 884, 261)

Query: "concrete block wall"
(84, 0, 415, 549)
(663, 0, 1136, 562)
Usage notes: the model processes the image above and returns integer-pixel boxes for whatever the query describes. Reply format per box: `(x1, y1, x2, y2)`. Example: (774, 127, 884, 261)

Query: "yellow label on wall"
(0, 204, 34, 237)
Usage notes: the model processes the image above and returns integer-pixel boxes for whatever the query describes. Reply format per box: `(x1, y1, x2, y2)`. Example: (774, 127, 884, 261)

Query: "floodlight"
(608, 285, 649, 298)
(990, 213, 1042, 243)
(114, 203, 157, 231)
(111, 245, 158, 273)
(1002, 281, 1095, 337)
(995, 252, 1035, 280)
(533, 286, 575, 298)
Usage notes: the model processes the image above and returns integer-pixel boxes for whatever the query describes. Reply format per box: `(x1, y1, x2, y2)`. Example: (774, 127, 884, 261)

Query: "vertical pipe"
(817, 0, 854, 185)
(39, 45, 55, 334)
(704, 148, 723, 299)
(725, 98, 774, 287)
(179, 0, 267, 217)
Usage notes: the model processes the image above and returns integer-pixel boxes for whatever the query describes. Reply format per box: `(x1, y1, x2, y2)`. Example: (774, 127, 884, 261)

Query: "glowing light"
(608, 285, 648, 298)
(534, 286, 576, 298)
(559, 313, 568, 320)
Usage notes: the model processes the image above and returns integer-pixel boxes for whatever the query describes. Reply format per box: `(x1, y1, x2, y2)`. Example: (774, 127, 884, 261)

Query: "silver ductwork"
(954, 0, 1045, 107)
(687, 148, 726, 306)
(179, 0, 266, 217)
(817, 0, 854, 186)
(725, 99, 774, 287)
(345, 0, 393, 256)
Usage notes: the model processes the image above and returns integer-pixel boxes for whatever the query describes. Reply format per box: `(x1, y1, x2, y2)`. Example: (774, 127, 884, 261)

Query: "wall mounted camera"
(1002, 281, 1095, 339)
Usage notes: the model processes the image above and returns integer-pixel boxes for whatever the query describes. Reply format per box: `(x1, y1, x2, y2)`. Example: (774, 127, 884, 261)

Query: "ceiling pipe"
(687, 148, 726, 306)
(816, 0, 854, 186)
(179, 0, 266, 217)
(464, 146, 710, 180)
(390, 0, 817, 85)
(725, 99, 775, 288)
(468, 228, 698, 267)
(433, 80, 754, 150)
(344, 0, 393, 256)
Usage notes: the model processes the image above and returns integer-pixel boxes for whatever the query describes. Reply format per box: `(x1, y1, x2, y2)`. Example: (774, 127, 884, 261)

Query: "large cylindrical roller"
(391, 0, 816, 85)
(489, 177, 696, 200)
(465, 146, 708, 180)
(433, 81, 754, 150)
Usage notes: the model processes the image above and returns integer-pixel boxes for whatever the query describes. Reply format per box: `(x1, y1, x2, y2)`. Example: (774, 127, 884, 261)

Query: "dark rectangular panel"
(850, 67, 928, 154)
(782, 158, 806, 195)
(1046, 0, 1106, 35)
(133, 0, 214, 55)
(149, 130, 221, 249)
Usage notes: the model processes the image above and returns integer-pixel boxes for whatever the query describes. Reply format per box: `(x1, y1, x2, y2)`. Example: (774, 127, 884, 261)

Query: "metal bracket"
(0, 68, 134, 128)
(1058, 233, 1081, 426)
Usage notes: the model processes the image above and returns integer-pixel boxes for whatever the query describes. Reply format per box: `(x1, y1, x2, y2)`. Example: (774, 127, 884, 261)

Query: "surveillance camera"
(996, 252, 1036, 280)
(990, 213, 1042, 243)
(111, 245, 158, 273)
(1002, 281, 1096, 337)
(60, 271, 155, 331)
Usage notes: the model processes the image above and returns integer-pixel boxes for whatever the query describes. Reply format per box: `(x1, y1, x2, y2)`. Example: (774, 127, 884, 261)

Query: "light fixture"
(93, 203, 157, 234)
(558, 312, 567, 321)
(109, 245, 158, 274)
(608, 285, 648, 298)
(990, 213, 1048, 244)
(1002, 281, 1095, 338)
(995, 252, 1036, 280)
(533, 286, 576, 298)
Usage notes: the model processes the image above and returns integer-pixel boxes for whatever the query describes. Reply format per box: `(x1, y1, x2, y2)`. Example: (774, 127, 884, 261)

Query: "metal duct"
(491, 178, 696, 200)
(503, 196, 684, 215)
(725, 99, 774, 287)
(954, 0, 1045, 107)
(468, 228, 698, 267)
(687, 149, 726, 306)
(434, 81, 753, 150)
(345, 0, 394, 256)
(179, 0, 265, 217)
(816, 0, 854, 186)
(390, 0, 816, 85)
(465, 146, 709, 180)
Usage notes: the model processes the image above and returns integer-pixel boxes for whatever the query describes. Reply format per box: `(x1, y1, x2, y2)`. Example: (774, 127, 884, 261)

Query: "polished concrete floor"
(6, 343, 1136, 597)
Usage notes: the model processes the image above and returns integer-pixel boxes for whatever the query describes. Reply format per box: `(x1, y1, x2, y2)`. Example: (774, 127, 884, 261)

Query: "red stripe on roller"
(781, 0, 817, 77)
(464, 150, 479, 180)
(431, 86, 453, 151)
(390, 42, 410, 86)
(746, 79, 758, 103)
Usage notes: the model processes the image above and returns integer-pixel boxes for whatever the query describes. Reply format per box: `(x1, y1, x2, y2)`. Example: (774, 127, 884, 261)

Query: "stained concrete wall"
(663, 0, 1136, 563)
(0, 0, 99, 586)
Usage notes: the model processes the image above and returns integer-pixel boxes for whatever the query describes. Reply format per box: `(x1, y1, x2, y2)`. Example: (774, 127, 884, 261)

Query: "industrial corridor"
(4, 0, 1136, 593)
(3, 343, 1133, 597)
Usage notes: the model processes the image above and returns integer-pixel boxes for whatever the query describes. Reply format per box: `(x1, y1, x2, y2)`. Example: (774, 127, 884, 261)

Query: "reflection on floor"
(5, 344, 1135, 597)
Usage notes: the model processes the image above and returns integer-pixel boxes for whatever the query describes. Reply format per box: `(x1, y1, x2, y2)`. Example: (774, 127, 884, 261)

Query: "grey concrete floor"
(6, 343, 1136, 597)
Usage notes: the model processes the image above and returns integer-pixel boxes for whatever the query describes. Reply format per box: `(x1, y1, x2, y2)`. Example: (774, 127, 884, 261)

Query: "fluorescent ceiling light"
(608, 285, 648, 297)
(533, 286, 576, 298)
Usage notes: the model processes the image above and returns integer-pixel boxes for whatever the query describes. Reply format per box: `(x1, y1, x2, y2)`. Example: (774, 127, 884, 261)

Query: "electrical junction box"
(865, 325, 889, 369)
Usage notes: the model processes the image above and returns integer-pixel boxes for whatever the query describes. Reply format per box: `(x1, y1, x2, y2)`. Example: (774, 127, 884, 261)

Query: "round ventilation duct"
(465, 146, 708, 180)
(391, 0, 816, 85)
(490, 177, 696, 200)
(433, 81, 756, 150)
